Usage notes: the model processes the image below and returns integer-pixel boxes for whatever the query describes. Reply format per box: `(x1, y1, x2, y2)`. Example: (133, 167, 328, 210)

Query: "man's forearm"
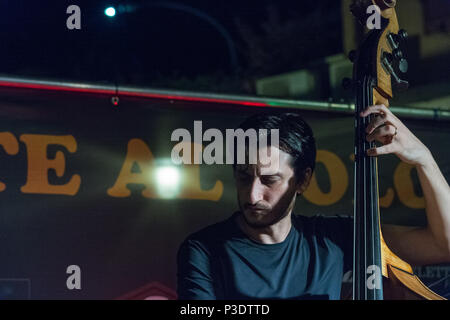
(417, 150, 450, 254)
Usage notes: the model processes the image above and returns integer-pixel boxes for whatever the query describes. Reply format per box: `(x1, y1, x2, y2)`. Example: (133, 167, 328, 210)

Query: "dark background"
(0, 0, 343, 92)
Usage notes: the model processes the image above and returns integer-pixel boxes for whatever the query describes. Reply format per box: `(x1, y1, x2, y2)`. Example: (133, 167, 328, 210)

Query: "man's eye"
(261, 177, 278, 185)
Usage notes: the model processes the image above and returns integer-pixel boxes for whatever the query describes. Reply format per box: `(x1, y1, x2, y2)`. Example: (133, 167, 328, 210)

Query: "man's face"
(234, 146, 302, 229)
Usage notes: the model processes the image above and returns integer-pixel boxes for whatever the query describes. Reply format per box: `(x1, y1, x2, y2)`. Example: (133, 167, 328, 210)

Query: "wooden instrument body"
(350, 0, 445, 300)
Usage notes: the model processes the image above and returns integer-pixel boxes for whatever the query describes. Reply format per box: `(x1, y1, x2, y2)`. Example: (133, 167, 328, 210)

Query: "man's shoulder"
(293, 213, 353, 223)
(183, 213, 237, 244)
(292, 213, 353, 235)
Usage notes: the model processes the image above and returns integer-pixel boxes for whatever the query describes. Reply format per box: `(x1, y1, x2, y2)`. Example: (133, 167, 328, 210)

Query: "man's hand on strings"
(360, 104, 432, 166)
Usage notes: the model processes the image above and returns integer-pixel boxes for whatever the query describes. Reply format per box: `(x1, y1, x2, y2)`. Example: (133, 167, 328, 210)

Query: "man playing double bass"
(177, 106, 450, 299)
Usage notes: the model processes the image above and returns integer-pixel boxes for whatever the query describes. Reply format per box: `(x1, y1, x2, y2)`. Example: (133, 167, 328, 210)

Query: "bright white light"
(105, 7, 116, 17)
(155, 166, 181, 198)
(156, 167, 180, 187)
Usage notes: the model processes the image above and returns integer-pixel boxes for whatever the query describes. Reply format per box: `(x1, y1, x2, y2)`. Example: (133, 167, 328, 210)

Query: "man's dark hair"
(232, 112, 316, 183)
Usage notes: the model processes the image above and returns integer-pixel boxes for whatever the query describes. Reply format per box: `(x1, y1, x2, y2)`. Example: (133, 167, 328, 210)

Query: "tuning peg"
(392, 29, 408, 43)
(382, 52, 409, 91)
(391, 49, 408, 73)
(393, 78, 409, 92)
(384, 52, 394, 64)
(348, 50, 357, 63)
(398, 58, 408, 73)
(393, 48, 403, 60)
(398, 29, 408, 41)
(387, 29, 408, 51)
(387, 35, 398, 51)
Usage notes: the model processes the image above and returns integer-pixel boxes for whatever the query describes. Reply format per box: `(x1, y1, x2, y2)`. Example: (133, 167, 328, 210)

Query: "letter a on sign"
(66, 265, 81, 290)
(66, 5, 81, 30)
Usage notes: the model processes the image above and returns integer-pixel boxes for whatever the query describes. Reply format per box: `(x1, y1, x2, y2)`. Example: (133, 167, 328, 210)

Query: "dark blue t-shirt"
(177, 212, 353, 300)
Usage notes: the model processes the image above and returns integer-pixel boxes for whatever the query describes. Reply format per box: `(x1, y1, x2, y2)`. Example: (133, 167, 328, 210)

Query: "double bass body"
(349, 0, 445, 300)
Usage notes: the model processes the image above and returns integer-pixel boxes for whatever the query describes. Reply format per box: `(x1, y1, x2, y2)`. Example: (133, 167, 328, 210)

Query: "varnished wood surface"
(384, 265, 445, 300)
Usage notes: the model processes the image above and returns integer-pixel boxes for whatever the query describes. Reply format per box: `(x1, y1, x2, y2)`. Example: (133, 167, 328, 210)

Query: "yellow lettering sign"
(20, 134, 81, 195)
(107, 140, 223, 200)
(304, 150, 348, 206)
(394, 162, 424, 209)
(107, 138, 158, 198)
(0, 132, 19, 192)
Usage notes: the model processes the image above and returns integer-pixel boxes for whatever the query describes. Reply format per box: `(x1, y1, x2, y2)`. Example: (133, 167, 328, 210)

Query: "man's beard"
(238, 195, 294, 229)
(241, 210, 284, 229)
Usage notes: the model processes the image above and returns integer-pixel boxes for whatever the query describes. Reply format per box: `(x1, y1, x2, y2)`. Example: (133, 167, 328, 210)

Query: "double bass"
(349, 0, 445, 300)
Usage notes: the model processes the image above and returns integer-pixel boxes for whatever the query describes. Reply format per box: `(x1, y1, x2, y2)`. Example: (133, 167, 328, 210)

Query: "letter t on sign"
(0, 132, 19, 192)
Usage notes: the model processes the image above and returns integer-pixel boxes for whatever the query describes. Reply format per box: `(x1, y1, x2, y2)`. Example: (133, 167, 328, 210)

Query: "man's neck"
(235, 212, 292, 245)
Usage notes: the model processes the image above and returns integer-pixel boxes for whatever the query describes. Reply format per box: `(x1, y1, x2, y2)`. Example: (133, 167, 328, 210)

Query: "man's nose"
(248, 179, 264, 205)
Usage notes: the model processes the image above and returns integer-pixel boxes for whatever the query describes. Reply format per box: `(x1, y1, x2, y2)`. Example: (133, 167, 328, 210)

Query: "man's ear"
(296, 168, 312, 195)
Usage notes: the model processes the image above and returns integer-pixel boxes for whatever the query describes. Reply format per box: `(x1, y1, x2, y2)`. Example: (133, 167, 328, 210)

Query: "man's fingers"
(361, 105, 401, 133)
(365, 117, 394, 135)
(360, 105, 397, 122)
(360, 104, 390, 117)
(366, 124, 397, 142)
(367, 144, 396, 156)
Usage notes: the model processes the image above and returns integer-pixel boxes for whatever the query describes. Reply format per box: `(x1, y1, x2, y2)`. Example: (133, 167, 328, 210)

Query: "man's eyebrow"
(261, 173, 283, 177)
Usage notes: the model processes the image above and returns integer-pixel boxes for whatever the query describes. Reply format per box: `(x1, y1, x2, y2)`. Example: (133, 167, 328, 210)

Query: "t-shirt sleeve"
(176, 238, 216, 300)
